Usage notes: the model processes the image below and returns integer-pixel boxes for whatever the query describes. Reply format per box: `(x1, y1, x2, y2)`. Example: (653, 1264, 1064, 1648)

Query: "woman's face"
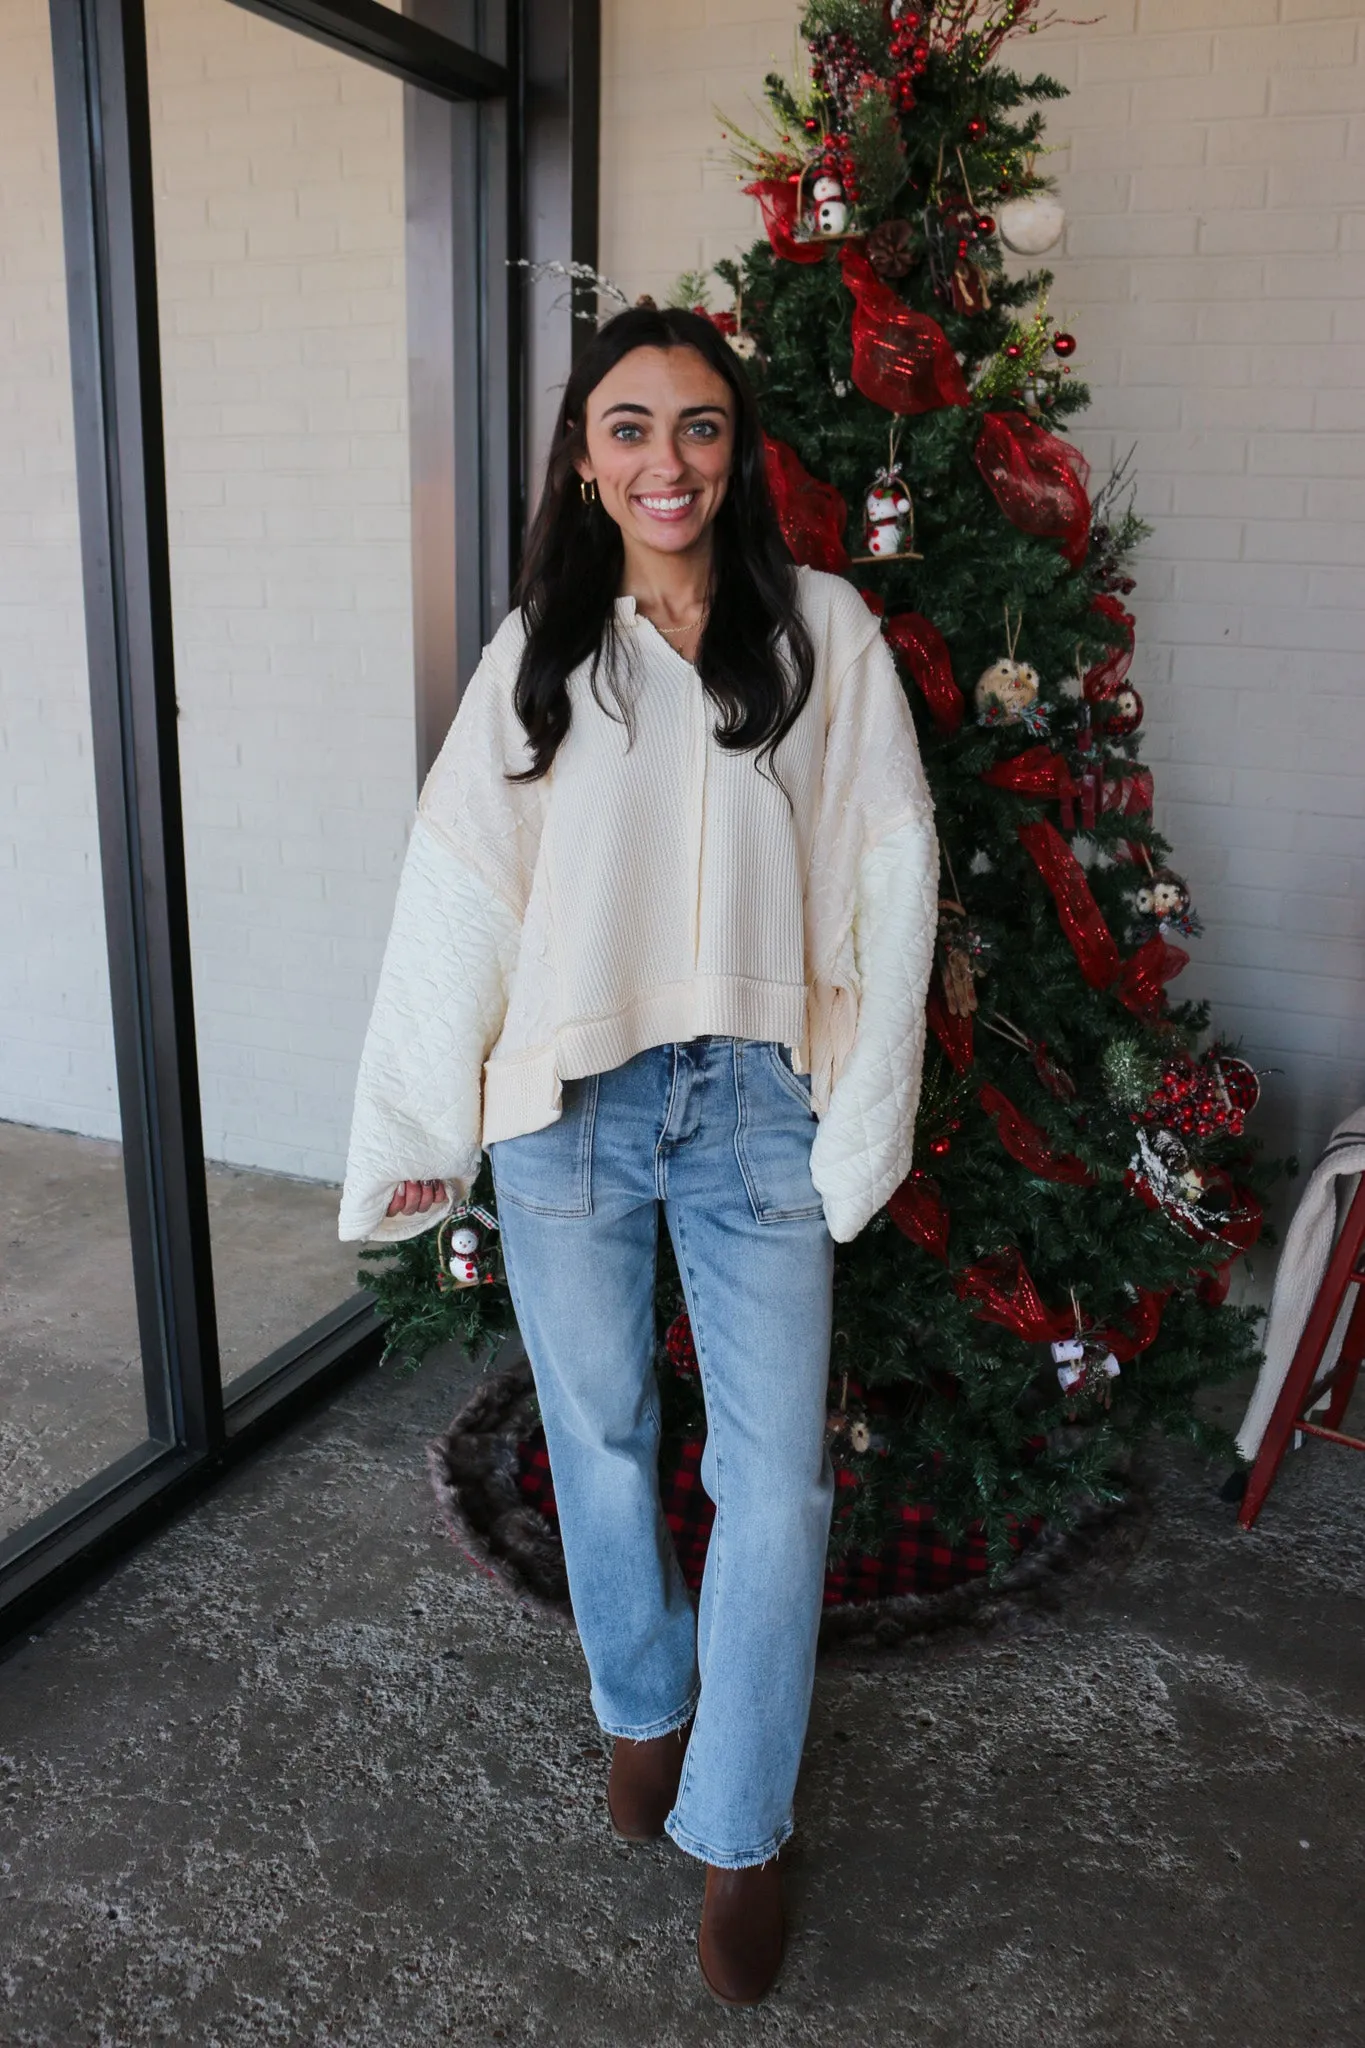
(575, 345, 735, 561)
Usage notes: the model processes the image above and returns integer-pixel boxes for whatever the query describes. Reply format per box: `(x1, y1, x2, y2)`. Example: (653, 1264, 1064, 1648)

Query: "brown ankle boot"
(697, 1858, 785, 2006)
(606, 1722, 691, 1841)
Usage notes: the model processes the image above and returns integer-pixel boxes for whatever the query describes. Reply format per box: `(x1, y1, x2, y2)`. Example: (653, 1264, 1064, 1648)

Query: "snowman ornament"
(446, 1224, 482, 1287)
(1050, 1335, 1121, 1400)
(437, 1200, 500, 1291)
(810, 173, 849, 238)
(866, 476, 910, 556)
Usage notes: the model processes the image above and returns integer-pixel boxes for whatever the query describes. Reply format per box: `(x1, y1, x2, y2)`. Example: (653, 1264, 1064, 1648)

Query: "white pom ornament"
(996, 192, 1066, 256)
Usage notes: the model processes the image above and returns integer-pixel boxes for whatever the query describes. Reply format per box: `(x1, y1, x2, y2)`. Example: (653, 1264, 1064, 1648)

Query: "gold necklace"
(651, 606, 708, 639)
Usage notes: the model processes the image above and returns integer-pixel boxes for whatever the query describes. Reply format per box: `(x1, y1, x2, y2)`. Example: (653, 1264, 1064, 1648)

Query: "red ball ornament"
(957, 238, 970, 257)
(1051, 332, 1078, 359)
(974, 214, 996, 237)
(966, 117, 989, 141)
(929, 1135, 952, 1157)
(1004, 342, 1022, 359)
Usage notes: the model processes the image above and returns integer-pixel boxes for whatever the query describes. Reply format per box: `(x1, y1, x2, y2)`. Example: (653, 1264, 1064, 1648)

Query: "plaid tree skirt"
(516, 1431, 1046, 1604)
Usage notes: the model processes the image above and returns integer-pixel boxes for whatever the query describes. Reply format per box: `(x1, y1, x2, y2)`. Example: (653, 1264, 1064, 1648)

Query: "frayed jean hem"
(595, 1687, 700, 1744)
(662, 1812, 793, 1870)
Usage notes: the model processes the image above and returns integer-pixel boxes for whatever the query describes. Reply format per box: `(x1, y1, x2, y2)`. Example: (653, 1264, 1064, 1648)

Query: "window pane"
(146, 0, 416, 1384)
(0, 0, 156, 1538)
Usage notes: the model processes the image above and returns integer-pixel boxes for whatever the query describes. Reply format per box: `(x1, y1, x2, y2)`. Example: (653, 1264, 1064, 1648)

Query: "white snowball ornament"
(996, 191, 1066, 256)
(811, 173, 848, 238)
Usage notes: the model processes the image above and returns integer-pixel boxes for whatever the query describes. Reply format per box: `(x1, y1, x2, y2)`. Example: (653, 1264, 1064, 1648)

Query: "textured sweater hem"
(482, 978, 810, 1144)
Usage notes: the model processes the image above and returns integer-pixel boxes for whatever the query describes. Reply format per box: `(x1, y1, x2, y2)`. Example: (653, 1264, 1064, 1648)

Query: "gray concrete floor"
(0, 1119, 364, 1538)
(1, 1328, 1362, 2047)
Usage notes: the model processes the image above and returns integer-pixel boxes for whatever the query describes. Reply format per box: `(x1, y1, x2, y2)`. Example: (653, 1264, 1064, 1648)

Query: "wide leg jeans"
(488, 1035, 835, 1869)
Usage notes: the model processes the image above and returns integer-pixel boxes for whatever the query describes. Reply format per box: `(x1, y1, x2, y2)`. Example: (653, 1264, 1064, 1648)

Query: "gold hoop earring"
(580, 477, 598, 505)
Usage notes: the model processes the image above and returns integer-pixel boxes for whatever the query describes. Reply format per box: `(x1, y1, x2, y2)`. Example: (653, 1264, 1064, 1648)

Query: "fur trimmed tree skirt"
(427, 1359, 1150, 1652)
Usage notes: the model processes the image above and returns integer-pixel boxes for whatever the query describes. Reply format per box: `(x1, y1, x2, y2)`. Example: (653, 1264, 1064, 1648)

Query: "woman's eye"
(611, 423, 644, 442)
(687, 421, 720, 440)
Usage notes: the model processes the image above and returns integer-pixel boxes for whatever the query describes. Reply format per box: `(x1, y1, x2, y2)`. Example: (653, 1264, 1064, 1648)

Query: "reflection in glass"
(147, 0, 417, 1381)
(0, 1, 151, 1537)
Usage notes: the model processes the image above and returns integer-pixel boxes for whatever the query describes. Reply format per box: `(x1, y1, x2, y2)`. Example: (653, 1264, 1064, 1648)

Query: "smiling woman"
(338, 300, 940, 2005)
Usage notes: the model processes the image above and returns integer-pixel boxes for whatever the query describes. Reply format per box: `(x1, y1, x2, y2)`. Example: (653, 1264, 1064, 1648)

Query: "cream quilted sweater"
(338, 568, 938, 1246)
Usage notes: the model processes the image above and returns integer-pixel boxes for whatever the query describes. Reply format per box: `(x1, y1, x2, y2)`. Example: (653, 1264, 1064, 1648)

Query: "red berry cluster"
(809, 29, 863, 120)
(821, 132, 861, 204)
(889, 13, 931, 112)
(1143, 1054, 1254, 1141)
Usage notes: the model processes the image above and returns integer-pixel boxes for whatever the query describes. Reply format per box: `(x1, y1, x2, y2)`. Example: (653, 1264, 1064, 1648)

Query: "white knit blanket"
(1236, 1107, 1365, 1463)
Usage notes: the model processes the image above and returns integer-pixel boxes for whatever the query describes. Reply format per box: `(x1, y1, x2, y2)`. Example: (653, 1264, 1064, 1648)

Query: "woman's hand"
(385, 1179, 448, 1219)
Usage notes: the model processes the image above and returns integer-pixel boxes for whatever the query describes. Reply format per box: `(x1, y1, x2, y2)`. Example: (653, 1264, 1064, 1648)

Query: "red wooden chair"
(1239, 1177, 1365, 1529)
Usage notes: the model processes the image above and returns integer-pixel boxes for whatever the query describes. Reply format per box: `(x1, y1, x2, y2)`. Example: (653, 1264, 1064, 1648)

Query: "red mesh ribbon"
(1017, 820, 1122, 989)
(887, 1174, 950, 1262)
(927, 978, 974, 1073)
(982, 746, 1074, 800)
(839, 243, 970, 415)
(743, 178, 826, 265)
(973, 412, 1092, 569)
(977, 1084, 1093, 1185)
(954, 1248, 1074, 1343)
(1102, 768, 1155, 863)
(762, 434, 850, 574)
(1099, 1286, 1167, 1364)
(883, 611, 965, 734)
(1196, 1189, 1264, 1304)
(1116, 933, 1188, 1016)
(1084, 594, 1136, 702)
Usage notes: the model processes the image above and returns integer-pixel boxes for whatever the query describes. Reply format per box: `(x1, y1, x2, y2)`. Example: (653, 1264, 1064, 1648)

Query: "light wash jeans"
(488, 1035, 835, 1869)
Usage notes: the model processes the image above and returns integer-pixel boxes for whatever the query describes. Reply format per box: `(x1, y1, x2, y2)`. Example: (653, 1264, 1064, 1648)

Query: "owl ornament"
(975, 657, 1049, 738)
(435, 1201, 500, 1291)
(976, 605, 1048, 735)
(1096, 685, 1143, 738)
(1130, 865, 1202, 943)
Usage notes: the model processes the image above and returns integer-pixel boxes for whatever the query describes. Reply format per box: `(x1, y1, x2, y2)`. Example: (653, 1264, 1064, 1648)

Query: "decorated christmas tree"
(369, 0, 1278, 1587)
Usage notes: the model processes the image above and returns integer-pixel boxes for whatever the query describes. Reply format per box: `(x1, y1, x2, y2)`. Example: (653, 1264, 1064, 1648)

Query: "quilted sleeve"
(806, 603, 939, 1243)
(338, 815, 522, 1243)
(809, 811, 939, 1243)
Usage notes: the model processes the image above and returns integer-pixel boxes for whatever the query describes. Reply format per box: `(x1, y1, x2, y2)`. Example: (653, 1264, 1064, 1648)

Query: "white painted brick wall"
(602, 0, 1365, 1220)
(1, 0, 415, 1182)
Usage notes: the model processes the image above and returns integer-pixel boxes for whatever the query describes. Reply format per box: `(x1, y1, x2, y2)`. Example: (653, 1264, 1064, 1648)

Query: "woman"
(339, 306, 937, 2005)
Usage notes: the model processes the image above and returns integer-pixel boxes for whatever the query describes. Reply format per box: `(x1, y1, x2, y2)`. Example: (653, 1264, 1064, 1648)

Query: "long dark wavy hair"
(509, 305, 815, 786)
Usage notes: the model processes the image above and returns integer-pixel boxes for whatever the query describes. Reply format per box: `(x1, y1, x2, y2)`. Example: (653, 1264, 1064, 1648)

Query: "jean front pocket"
(768, 1041, 815, 1111)
(488, 1073, 599, 1216)
(734, 1042, 825, 1226)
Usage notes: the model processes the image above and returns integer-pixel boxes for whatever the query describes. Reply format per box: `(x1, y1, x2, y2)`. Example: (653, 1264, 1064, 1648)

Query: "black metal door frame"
(2, 0, 599, 1648)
